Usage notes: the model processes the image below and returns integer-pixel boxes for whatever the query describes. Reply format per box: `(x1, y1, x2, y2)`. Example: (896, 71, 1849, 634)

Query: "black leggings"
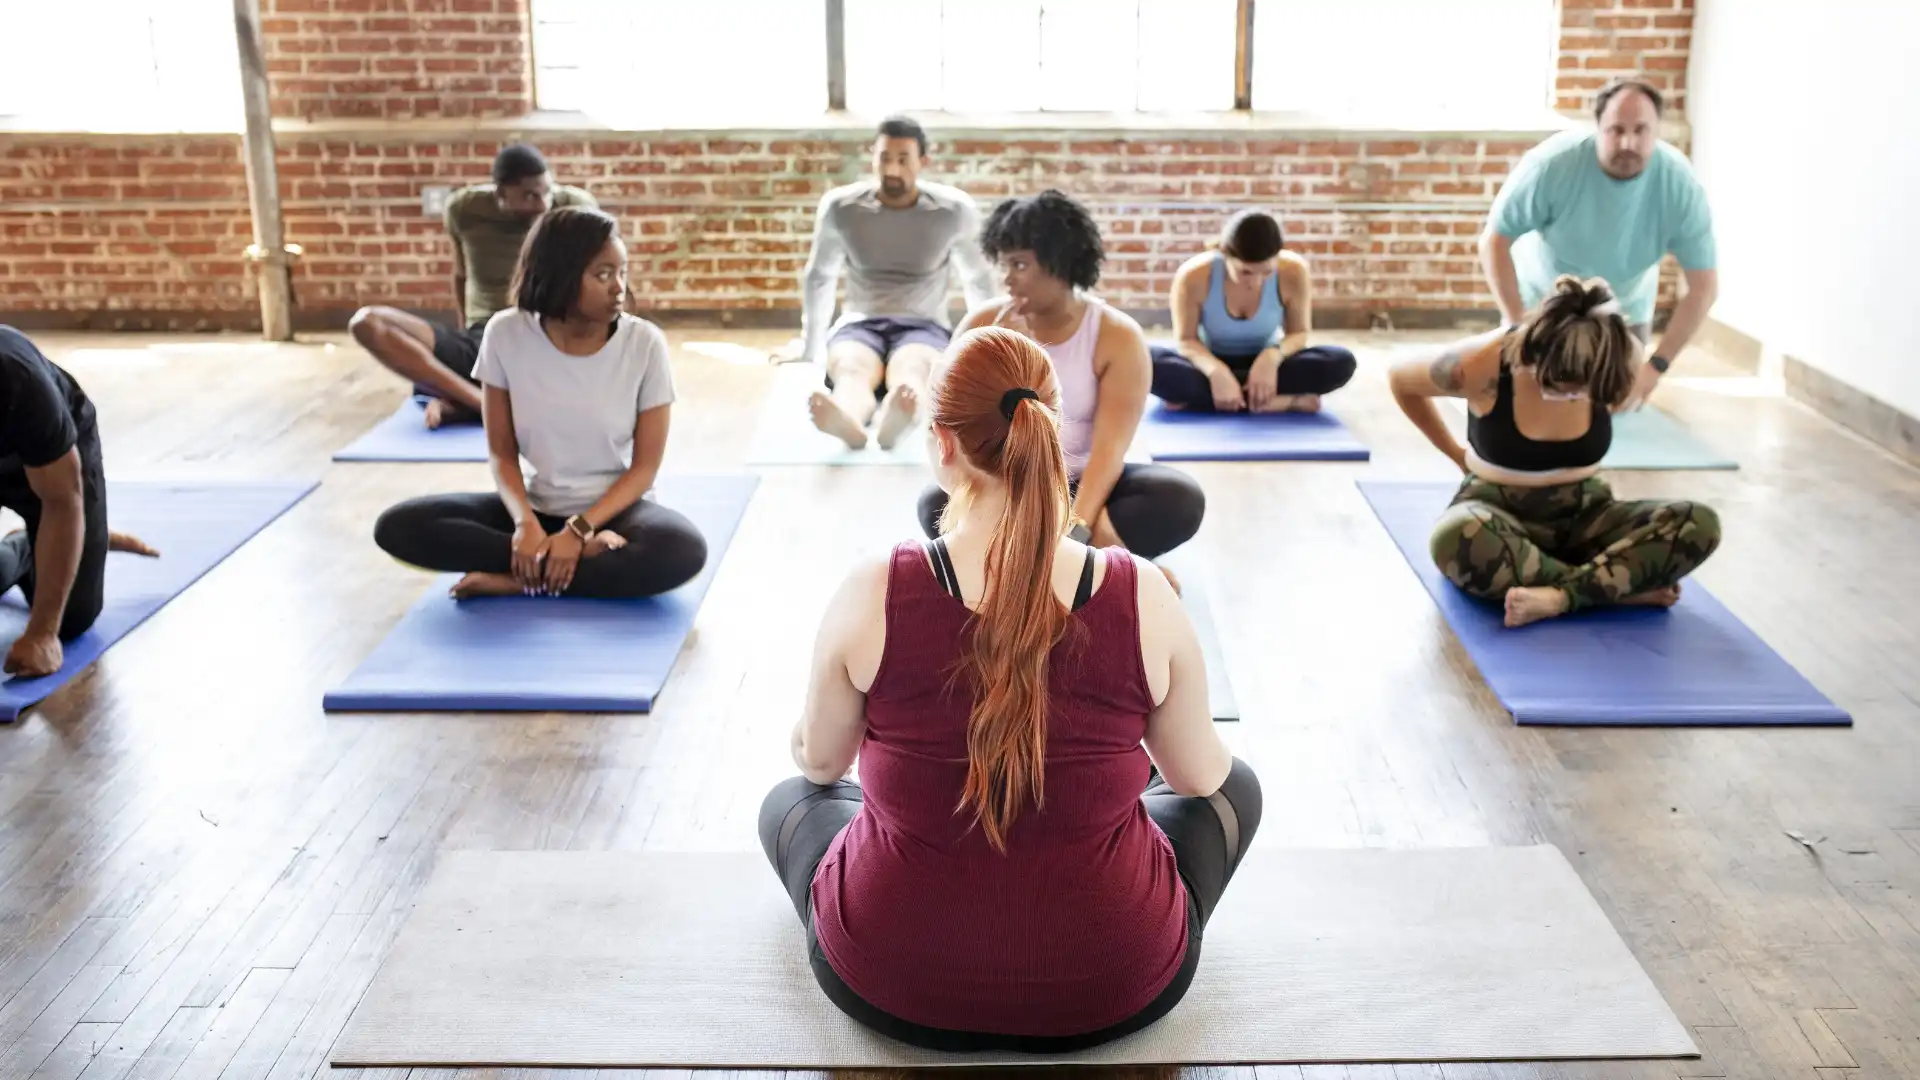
(372, 492, 708, 599)
(916, 463, 1205, 561)
(0, 428, 109, 641)
(1149, 343, 1357, 410)
(757, 758, 1263, 1053)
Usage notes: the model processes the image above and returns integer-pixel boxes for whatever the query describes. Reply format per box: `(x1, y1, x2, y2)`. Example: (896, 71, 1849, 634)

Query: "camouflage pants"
(1429, 475, 1722, 612)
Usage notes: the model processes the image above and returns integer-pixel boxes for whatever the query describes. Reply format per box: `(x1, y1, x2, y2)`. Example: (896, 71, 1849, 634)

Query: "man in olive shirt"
(349, 143, 597, 427)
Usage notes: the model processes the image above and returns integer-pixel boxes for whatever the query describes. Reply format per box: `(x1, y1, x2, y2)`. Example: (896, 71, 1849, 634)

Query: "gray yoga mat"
(332, 846, 1696, 1069)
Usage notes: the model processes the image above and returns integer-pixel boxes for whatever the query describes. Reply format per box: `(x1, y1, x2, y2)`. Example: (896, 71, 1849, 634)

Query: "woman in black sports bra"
(1387, 275, 1723, 628)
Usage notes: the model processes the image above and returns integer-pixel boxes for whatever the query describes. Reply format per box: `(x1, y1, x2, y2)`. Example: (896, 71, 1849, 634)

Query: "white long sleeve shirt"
(799, 180, 998, 363)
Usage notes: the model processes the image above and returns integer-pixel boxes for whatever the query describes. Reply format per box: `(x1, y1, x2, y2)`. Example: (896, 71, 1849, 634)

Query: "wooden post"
(233, 0, 294, 340)
(1233, 0, 1255, 110)
(826, 0, 847, 111)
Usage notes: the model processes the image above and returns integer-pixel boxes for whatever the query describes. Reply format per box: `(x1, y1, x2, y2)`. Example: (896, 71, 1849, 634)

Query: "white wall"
(1688, 0, 1920, 418)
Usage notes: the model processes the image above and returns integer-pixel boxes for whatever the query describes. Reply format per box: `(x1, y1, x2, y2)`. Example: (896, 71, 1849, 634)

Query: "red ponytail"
(931, 327, 1073, 852)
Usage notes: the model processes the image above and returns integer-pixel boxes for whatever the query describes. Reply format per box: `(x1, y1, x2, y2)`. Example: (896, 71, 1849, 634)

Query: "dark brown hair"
(1593, 77, 1664, 122)
(1219, 210, 1283, 263)
(510, 206, 620, 320)
(1502, 275, 1640, 408)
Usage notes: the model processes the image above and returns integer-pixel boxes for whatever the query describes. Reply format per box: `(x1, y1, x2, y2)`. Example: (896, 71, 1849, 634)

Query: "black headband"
(999, 387, 1039, 420)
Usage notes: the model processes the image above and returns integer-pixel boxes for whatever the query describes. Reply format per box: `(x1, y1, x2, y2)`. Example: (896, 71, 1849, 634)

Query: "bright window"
(532, 0, 827, 124)
(1252, 0, 1555, 117)
(0, 1, 240, 131)
(845, 0, 1238, 114)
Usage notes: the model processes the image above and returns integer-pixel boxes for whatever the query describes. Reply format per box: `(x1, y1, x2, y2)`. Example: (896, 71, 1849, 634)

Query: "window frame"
(528, 0, 1562, 124)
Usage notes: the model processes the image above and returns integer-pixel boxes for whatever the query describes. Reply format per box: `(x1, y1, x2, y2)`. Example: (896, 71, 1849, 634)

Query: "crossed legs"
(349, 306, 484, 428)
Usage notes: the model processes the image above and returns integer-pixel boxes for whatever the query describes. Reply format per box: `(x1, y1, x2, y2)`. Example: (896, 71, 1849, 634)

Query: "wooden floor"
(1, 324, 1917, 1080)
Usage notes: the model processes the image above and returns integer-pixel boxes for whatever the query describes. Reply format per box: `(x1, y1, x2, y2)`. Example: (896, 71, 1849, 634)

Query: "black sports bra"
(925, 537, 1097, 612)
(1465, 335, 1611, 472)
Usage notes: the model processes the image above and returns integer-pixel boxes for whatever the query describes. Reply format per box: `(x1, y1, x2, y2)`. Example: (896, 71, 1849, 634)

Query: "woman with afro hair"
(916, 190, 1205, 573)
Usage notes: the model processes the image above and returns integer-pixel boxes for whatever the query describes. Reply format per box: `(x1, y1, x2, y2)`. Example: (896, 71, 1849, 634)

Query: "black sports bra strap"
(1072, 547, 1096, 611)
(926, 538, 961, 600)
(929, 538, 1097, 610)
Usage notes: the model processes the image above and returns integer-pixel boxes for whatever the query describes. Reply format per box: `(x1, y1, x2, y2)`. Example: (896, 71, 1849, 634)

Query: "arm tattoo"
(1429, 347, 1466, 393)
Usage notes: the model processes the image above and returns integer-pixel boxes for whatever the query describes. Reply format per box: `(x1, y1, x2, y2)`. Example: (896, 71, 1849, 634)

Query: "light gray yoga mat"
(332, 847, 1696, 1069)
(745, 366, 930, 467)
(1444, 399, 1737, 471)
(1158, 551, 1239, 722)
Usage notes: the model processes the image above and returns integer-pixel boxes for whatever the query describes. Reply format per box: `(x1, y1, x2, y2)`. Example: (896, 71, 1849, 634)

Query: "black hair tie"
(999, 387, 1039, 420)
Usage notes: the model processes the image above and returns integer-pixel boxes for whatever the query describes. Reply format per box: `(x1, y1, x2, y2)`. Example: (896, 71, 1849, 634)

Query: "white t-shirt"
(473, 309, 676, 516)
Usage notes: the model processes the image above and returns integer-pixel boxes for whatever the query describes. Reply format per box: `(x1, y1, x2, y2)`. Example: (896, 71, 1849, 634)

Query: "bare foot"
(1254, 394, 1323, 414)
(1157, 563, 1183, 597)
(584, 531, 628, 557)
(109, 531, 160, 557)
(807, 391, 868, 450)
(450, 571, 524, 599)
(423, 398, 479, 430)
(1621, 583, 1682, 608)
(1503, 585, 1570, 628)
(873, 384, 919, 450)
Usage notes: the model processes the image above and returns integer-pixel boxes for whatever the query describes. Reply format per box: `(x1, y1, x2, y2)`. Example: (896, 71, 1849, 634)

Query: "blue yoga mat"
(2, 479, 319, 722)
(1141, 401, 1370, 462)
(332, 399, 489, 463)
(1357, 480, 1849, 726)
(323, 473, 760, 714)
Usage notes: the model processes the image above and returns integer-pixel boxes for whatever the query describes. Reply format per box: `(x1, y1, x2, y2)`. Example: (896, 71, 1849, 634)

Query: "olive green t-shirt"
(444, 183, 598, 327)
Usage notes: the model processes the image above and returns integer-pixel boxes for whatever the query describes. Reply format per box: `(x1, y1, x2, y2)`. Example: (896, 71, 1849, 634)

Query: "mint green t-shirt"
(1490, 129, 1716, 327)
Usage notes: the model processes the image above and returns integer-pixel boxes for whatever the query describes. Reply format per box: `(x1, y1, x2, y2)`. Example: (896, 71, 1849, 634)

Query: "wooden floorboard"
(0, 328, 1915, 1080)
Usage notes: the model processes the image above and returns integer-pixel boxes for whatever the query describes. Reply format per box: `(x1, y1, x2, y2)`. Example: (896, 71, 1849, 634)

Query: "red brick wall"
(261, 0, 532, 121)
(1555, 0, 1693, 113)
(0, 0, 1691, 328)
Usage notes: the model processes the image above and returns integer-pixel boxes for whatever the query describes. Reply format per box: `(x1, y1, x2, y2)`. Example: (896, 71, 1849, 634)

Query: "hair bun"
(1550, 274, 1615, 317)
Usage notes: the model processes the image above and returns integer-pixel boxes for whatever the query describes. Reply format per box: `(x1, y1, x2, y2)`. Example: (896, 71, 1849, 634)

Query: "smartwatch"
(1649, 354, 1672, 374)
(565, 514, 596, 541)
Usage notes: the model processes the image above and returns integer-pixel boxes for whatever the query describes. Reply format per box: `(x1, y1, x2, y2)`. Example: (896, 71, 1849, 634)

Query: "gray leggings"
(757, 758, 1263, 1052)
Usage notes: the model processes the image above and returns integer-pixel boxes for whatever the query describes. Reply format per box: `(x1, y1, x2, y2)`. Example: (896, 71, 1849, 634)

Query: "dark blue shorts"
(826, 316, 951, 362)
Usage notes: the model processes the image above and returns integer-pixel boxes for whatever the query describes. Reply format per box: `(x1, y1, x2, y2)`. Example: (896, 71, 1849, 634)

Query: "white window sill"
(0, 109, 1690, 144)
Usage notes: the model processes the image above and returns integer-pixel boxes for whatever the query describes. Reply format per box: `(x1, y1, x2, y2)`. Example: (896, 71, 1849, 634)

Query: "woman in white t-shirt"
(374, 206, 707, 599)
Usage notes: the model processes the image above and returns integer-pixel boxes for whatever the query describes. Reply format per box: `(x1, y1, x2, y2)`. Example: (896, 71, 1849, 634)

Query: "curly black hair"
(978, 189, 1104, 290)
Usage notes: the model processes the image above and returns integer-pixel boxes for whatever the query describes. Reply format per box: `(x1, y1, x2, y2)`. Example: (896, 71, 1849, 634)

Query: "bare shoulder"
(1095, 303, 1150, 367)
(1174, 251, 1216, 281)
(1127, 552, 1185, 648)
(1433, 328, 1506, 393)
(1098, 302, 1147, 345)
(956, 299, 1011, 334)
(829, 547, 896, 625)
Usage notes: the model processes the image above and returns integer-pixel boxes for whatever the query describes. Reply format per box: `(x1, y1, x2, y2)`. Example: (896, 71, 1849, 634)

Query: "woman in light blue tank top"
(1148, 211, 1357, 413)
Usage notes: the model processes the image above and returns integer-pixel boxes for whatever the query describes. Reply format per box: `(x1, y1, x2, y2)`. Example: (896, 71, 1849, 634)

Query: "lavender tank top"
(1047, 298, 1104, 476)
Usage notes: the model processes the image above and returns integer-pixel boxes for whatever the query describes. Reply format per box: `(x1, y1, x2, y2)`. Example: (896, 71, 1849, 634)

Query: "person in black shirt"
(0, 327, 156, 679)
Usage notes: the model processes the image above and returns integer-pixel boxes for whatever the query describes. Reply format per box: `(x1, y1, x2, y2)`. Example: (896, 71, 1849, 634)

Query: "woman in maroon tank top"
(759, 326, 1263, 1054)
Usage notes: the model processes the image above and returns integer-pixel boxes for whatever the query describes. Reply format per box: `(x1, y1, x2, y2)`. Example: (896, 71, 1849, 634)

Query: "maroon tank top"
(810, 542, 1189, 1036)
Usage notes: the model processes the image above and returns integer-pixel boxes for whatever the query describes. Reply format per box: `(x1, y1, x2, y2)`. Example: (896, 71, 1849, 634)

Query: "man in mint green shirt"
(1481, 78, 1719, 408)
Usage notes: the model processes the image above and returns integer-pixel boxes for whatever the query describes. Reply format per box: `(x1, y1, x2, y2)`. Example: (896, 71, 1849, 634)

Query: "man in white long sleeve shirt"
(773, 117, 997, 450)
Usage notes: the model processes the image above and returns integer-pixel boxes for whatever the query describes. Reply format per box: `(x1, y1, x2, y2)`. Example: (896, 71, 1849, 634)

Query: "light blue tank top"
(1198, 255, 1286, 360)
